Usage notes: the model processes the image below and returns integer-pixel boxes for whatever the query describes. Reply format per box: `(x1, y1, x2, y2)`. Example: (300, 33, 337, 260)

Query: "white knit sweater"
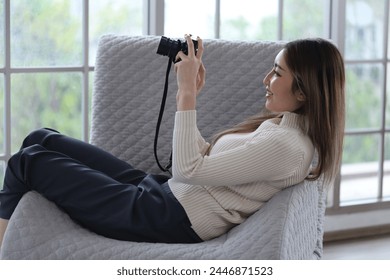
(168, 110, 314, 241)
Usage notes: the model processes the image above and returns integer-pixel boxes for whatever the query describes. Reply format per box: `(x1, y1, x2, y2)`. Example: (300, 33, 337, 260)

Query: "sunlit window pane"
(220, 0, 278, 40)
(11, 73, 82, 153)
(0, 75, 4, 154)
(341, 134, 381, 204)
(89, 0, 142, 65)
(10, 0, 82, 67)
(345, 0, 386, 60)
(0, 0, 4, 67)
(283, 0, 327, 40)
(164, 0, 215, 39)
(345, 63, 384, 130)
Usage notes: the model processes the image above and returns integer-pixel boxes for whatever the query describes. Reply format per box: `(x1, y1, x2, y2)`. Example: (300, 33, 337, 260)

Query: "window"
(0, 0, 142, 183)
(219, 0, 279, 41)
(164, 0, 215, 38)
(163, 0, 390, 231)
(164, 0, 329, 41)
(333, 0, 390, 213)
(1, 0, 389, 233)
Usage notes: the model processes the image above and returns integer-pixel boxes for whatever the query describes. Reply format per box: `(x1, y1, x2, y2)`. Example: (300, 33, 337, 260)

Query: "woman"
(0, 36, 345, 246)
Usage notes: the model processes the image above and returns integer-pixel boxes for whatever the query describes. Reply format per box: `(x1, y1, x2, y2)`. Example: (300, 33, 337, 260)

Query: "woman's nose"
(263, 72, 270, 86)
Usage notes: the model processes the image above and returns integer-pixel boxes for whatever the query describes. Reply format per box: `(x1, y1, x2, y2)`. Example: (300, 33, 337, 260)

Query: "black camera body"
(156, 36, 198, 62)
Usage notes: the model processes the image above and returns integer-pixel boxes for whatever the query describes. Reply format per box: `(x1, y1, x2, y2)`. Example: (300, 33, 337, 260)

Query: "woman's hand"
(174, 35, 205, 111)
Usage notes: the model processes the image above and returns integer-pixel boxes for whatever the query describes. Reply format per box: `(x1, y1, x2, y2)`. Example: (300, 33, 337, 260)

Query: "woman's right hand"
(195, 62, 206, 96)
(174, 35, 205, 111)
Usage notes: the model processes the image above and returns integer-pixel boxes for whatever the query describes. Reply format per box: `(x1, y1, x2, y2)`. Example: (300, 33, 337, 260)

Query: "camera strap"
(154, 58, 173, 174)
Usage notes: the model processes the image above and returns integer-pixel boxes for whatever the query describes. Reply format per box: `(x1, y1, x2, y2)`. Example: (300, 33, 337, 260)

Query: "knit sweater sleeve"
(172, 110, 307, 187)
(194, 124, 210, 155)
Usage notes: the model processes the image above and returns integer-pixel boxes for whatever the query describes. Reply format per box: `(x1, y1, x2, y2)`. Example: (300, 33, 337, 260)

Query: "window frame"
(326, 0, 390, 215)
(1, 0, 389, 220)
(153, 0, 390, 217)
(0, 0, 93, 167)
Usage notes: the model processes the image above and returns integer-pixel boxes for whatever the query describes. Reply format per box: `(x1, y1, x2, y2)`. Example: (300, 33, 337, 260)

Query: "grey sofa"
(0, 35, 327, 259)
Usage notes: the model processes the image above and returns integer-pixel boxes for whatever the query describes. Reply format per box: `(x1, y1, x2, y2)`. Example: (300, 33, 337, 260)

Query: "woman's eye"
(272, 69, 281, 77)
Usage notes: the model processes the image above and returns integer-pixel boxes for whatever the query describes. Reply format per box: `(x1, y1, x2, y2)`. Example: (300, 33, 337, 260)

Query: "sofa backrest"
(91, 35, 284, 174)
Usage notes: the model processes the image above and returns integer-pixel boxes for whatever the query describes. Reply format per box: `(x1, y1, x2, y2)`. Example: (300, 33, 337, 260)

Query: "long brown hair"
(207, 38, 345, 183)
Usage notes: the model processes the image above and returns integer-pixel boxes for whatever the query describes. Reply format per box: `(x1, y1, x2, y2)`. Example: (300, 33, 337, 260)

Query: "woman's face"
(263, 49, 304, 113)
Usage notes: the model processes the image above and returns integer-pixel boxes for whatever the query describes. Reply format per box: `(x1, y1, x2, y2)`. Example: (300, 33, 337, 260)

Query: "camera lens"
(156, 36, 198, 62)
(156, 36, 181, 59)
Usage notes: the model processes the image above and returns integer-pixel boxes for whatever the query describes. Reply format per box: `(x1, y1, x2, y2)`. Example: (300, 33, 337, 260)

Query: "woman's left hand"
(174, 35, 205, 111)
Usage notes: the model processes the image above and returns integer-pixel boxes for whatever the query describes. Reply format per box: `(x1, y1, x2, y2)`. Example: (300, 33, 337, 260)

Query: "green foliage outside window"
(0, 0, 142, 156)
(0, 0, 388, 171)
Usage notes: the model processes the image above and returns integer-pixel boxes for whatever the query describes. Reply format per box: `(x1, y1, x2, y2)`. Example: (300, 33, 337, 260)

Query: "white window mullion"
(4, 0, 11, 163)
(215, 0, 220, 39)
(330, 0, 346, 54)
(144, 0, 164, 35)
(327, 0, 347, 211)
(323, 0, 332, 38)
(378, 0, 390, 198)
(82, 0, 89, 142)
(278, 0, 283, 40)
(143, 0, 149, 35)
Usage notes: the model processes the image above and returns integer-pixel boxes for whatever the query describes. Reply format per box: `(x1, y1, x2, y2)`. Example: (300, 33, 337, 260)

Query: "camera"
(154, 35, 199, 173)
(156, 36, 198, 62)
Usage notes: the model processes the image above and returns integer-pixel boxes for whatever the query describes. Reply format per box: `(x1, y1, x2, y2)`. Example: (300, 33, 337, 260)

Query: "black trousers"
(0, 128, 202, 243)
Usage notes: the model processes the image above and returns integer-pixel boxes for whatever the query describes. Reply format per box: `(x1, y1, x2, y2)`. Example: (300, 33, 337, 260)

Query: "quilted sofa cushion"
(90, 35, 284, 173)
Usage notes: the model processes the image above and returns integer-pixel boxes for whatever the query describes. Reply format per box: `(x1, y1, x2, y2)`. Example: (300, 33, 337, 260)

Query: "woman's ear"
(296, 91, 306, 102)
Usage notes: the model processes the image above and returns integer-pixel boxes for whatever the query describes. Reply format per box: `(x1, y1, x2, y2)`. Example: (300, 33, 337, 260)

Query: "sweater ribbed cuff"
(174, 110, 197, 130)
